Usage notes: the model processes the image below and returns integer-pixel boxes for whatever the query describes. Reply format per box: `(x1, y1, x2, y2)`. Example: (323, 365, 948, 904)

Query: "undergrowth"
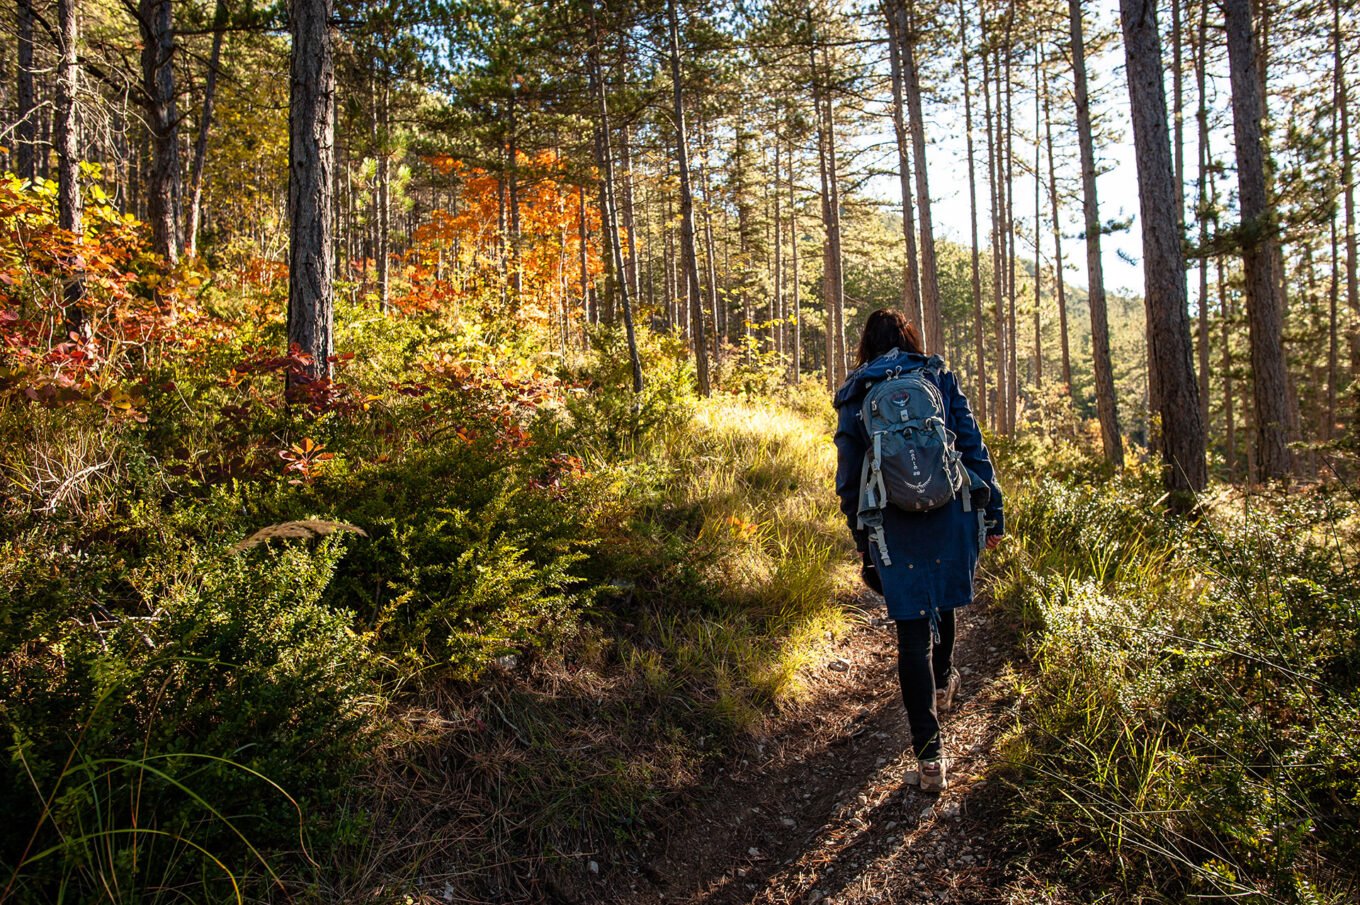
(990, 436, 1360, 904)
(1, 174, 854, 903)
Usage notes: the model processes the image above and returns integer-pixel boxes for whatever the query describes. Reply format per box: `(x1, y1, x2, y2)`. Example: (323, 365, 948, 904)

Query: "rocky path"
(601, 601, 1036, 905)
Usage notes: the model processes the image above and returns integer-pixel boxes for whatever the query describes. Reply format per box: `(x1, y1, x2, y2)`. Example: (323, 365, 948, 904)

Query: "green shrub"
(1, 534, 372, 902)
(994, 471, 1360, 904)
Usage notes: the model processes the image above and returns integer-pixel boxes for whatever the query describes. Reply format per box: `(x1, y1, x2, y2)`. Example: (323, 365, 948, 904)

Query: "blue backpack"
(855, 352, 970, 566)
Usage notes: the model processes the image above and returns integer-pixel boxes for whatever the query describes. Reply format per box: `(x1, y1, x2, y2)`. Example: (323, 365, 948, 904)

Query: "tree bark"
(187, 0, 228, 258)
(773, 140, 784, 358)
(899, 0, 941, 356)
(16, 0, 37, 183)
(1120, 0, 1206, 499)
(378, 80, 392, 312)
(286, 0, 335, 383)
(1069, 0, 1124, 467)
(1194, 0, 1212, 434)
(667, 0, 710, 396)
(1224, 0, 1297, 479)
(1171, 0, 1185, 232)
(885, 4, 923, 328)
(589, 13, 643, 395)
(139, 0, 182, 263)
(56, 0, 84, 337)
(789, 136, 801, 384)
(578, 183, 593, 331)
(1002, 12, 1018, 431)
(1218, 254, 1236, 475)
(982, 37, 1006, 432)
(813, 42, 846, 388)
(1043, 70, 1073, 391)
(1336, 0, 1358, 383)
(959, 0, 986, 424)
(1032, 42, 1042, 390)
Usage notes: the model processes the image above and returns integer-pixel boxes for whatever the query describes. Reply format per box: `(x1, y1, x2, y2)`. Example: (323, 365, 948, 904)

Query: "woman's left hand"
(986, 535, 1003, 550)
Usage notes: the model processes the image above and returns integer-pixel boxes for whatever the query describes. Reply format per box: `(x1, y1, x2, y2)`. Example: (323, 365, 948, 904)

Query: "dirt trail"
(599, 601, 1030, 905)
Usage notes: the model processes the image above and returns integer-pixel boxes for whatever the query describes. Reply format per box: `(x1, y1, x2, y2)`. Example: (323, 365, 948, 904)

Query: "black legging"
(894, 609, 956, 761)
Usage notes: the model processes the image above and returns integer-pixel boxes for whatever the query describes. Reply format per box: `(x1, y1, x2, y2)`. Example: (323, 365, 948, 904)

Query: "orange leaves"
(404, 150, 603, 322)
(279, 437, 335, 484)
(724, 515, 760, 542)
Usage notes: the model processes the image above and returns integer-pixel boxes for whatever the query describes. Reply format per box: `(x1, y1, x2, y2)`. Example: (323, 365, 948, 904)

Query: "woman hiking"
(833, 309, 1004, 792)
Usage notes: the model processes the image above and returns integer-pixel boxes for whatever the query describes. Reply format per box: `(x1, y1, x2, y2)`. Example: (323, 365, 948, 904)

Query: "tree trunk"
(378, 81, 392, 312)
(1070, 0, 1124, 467)
(1032, 43, 1042, 390)
(667, 0, 710, 396)
(959, 0, 987, 424)
(1043, 70, 1073, 391)
(56, 0, 84, 337)
(286, 0, 335, 384)
(885, 1, 923, 329)
(1224, 0, 1297, 479)
(187, 0, 228, 258)
(773, 140, 784, 358)
(813, 43, 846, 388)
(1194, 0, 1212, 433)
(1218, 255, 1236, 474)
(1120, 0, 1206, 499)
(16, 0, 37, 183)
(897, 0, 941, 356)
(983, 40, 1008, 432)
(790, 136, 801, 384)
(1170, 0, 1185, 232)
(619, 124, 640, 304)
(1002, 15, 1018, 431)
(589, 14, 643, 395)
(578, 183, 593, 331)
(139, 0, 182, 263)
(1336, 0, 1358, 384)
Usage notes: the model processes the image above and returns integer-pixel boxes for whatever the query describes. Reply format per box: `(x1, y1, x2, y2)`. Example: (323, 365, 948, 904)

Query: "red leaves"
(279, 437, 335, 485)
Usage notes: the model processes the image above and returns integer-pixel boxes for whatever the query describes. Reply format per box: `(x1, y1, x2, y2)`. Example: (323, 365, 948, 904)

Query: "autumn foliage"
(408, 151, 605, 325)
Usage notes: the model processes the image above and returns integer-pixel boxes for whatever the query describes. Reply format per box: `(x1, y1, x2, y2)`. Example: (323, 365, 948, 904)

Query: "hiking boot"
(936, 668, 961, 714)
(919, 758, 947, 793)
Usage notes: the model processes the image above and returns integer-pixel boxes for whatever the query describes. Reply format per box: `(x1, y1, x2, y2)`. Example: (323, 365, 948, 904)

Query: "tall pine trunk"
(983, 38, 1007, 432)
(139, 0, 182, 263)
(16, 0, 37, 183)
(1121, 0, 1206, 499)
(959, 0, 987, 423)
(1069, 0, 1124, 467)
(589, 14, 643, 394)
(789, 137, 801, 384)
(1043, 71, 1073, 390)
(1224, 0, 1297, 478)
(813, 43, 846, 388)
(1032, 43, 1043, 390)
(187, 0, 228, 258)
(286, 0, 336, 383)
(56, 0, 84, 336)
(885, 5, 923, 328)
(1336, 0, 1358, 383)
(667, 0, 710, 396)
(896, 0, 941, 354)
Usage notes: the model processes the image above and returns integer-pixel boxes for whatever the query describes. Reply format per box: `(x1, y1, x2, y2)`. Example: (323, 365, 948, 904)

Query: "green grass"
(989, 446, 1360, 904)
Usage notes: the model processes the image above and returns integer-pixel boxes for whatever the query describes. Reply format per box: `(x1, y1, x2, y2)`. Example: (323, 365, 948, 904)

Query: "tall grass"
(990, 453, 1360, 904)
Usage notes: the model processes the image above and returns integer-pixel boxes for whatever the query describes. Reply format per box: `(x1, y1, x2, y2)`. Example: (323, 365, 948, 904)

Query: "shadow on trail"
(612, 602, 1019, 905)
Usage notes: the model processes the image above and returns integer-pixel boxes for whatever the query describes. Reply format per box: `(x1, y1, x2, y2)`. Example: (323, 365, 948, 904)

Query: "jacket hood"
(833, 349, 941, 408)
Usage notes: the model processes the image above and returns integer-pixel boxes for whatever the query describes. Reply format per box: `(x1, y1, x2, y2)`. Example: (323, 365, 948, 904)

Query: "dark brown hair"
(855, 308, 924, 367)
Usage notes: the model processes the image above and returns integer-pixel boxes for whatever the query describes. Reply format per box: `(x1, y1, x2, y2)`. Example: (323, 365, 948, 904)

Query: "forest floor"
(571, 597, 1072, 905)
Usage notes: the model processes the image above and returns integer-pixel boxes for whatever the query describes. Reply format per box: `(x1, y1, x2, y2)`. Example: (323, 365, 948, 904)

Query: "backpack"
(855, 352, 969, 567)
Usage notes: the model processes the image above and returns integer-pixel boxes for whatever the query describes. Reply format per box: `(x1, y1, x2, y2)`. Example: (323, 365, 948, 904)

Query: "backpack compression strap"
(857, 431, 892, 567)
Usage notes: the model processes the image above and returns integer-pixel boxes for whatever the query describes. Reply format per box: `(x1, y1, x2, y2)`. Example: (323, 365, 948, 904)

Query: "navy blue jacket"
(833, 351, 1004, 622)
